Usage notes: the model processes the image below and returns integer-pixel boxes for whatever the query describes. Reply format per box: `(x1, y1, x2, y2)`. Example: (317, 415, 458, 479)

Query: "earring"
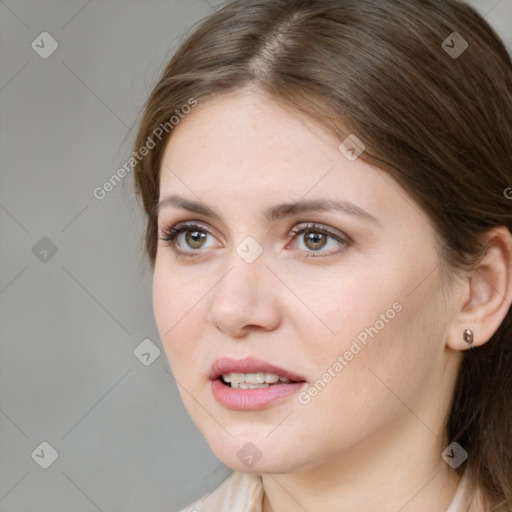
(463, 329, 474, 344)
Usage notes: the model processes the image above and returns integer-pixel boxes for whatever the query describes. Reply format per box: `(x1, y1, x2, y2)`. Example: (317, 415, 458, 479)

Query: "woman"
(132, 0, 512, 510)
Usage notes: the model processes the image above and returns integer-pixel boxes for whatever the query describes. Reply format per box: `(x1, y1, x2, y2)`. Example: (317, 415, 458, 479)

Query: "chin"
(204, 434, 310, 475)
(218, 454, 300, 475)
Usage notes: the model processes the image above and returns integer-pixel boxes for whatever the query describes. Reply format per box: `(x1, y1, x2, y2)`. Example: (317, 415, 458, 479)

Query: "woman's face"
(153, 89, 461, 475)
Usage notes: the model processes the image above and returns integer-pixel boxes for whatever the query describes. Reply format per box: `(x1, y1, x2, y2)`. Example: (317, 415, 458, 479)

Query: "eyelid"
(288, 222, 351, 242)
(159, 219, 213, 236)
(160, 220, 224, 242)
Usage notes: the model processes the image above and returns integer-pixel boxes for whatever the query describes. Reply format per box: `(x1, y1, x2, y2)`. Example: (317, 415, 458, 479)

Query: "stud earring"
(463, 329, 474, 344)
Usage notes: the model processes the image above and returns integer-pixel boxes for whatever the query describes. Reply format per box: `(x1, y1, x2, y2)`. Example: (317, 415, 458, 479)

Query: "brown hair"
(132, 0, 512, 509)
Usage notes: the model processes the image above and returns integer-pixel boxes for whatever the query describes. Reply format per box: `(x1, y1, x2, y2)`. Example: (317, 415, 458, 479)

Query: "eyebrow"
(157, 194, 381, 226)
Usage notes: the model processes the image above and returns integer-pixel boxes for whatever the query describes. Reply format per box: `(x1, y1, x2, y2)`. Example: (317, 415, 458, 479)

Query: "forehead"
(157, 90, 412, 226)
(162, 90, 333, 170)
(164, 93, 349, 178)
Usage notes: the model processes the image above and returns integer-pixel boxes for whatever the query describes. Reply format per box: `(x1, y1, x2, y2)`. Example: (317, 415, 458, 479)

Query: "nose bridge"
(207, 243, 280, 334)
(214, 247, 268, 307)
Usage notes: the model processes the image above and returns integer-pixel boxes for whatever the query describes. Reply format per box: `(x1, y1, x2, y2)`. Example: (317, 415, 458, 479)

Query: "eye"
(158, 221, 220, 256)
(288, 223, 351, 257)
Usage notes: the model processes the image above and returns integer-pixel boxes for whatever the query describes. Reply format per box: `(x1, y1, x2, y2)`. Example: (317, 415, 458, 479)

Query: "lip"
(209, 357, 307, 411)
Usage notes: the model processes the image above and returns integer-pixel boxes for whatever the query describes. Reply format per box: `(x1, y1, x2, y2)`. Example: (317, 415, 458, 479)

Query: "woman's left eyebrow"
(264, 199, 381, 226)
(157, 194, 381, 226)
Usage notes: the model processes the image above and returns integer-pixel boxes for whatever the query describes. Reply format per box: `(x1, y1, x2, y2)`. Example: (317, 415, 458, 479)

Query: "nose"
(207, 252, 281, 338)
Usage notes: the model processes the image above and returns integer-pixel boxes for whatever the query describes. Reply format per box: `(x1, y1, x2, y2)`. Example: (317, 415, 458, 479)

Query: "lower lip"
(211, 379, 306, 410)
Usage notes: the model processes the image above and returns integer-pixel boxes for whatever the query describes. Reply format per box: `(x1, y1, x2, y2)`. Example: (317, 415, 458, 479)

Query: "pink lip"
(209, 357, 307, 411)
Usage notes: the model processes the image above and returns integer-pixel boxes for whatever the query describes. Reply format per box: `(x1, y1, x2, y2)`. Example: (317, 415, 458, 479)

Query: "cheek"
(307, 276, 446, 419)
(288, 266, 402, 364)
(288, 301, 433, 459)
(294, 256, 446, 400)
(152, 265, 204, 368)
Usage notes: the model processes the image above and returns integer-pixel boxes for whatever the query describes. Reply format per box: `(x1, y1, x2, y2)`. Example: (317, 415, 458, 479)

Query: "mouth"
(209, 356, 307, 387)
(219, 371, 298, 389)
(208, 357, 307, 410)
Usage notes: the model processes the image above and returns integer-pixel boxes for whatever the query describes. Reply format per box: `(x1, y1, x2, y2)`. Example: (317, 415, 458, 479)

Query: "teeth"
(221, 372, 243, 383)
(265, 373, 280, 383)
(221, 372, 292, 388)
(237, 382, 269, 389)
(245, 372, 265, 384)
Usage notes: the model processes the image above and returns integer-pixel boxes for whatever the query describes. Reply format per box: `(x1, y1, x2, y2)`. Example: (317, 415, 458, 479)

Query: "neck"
(261, 421, 463, 512)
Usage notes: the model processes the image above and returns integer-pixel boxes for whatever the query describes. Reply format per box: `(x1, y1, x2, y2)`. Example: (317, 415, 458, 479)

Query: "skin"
(152, 87, 512, 512)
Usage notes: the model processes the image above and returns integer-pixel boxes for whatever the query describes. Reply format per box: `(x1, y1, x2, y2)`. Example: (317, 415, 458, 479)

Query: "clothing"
(177, 469, 470, 511)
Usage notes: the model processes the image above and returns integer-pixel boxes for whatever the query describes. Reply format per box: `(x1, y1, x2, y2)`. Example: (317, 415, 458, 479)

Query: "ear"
(447, 226, 512, 351)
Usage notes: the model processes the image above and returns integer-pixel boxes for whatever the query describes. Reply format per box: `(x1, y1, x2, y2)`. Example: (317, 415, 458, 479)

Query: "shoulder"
(176, 471, 264, 512)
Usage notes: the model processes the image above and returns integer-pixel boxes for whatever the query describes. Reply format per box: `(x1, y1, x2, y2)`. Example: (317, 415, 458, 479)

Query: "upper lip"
(209, 357, 307, 382)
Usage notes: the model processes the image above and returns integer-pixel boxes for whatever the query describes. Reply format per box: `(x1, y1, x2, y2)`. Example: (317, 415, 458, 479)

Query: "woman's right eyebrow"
(158, 194, 220, 220)
(157, 194, 381, 227)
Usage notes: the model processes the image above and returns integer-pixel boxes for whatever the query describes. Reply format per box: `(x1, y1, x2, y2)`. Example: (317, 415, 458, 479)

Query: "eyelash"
(158, 221, 352, 260)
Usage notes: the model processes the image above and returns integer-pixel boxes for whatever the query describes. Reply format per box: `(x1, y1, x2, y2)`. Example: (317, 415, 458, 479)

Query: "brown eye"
(160, 222, 219, 255)
(289, 223, 351, 257)
(185, 230, 207, 249)
(303, 230, 328, 250)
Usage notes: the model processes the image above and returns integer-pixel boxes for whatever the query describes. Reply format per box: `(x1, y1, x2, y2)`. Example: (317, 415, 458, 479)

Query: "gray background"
(1, 1, 511, 511)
